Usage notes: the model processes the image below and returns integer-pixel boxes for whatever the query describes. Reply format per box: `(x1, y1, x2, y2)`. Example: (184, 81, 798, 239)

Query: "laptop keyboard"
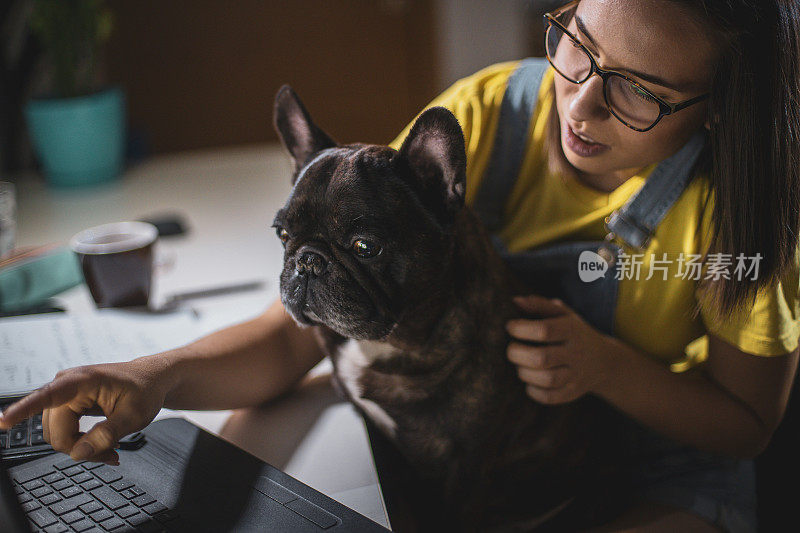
(0, 405, 54, 462)
(11, 458, 179, 532)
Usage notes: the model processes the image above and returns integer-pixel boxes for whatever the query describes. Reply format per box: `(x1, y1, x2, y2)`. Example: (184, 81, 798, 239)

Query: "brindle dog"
(272, 85, 633, 532)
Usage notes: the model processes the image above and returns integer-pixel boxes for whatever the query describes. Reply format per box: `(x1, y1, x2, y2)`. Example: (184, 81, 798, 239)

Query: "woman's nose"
(567, 74, 609, 123)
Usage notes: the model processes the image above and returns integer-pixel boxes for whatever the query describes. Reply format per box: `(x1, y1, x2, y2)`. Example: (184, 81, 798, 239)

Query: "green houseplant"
(25, 0, 125, 187)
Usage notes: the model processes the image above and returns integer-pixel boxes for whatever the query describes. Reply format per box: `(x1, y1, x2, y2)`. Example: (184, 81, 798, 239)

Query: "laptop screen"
(0, 458, 32, 533)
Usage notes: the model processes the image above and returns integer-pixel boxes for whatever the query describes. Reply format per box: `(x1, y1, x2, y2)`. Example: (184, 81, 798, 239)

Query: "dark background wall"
(1, 0, 557, 171)
(105, 0, 440, 153)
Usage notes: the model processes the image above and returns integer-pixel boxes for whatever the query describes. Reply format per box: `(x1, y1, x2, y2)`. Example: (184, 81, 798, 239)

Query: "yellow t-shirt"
(388, 59, 800, 370)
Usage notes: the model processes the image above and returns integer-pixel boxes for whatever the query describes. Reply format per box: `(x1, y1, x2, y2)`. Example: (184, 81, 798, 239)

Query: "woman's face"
(554, 0, 720, 181)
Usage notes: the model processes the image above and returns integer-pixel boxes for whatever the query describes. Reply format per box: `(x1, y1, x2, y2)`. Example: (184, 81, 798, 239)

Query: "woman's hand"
(505, 294, 621, 404)
(0, 356, 174, 465)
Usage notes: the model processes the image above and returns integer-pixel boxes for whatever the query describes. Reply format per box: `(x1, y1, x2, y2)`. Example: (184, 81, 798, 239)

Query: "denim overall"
(471, 57, 758, 532)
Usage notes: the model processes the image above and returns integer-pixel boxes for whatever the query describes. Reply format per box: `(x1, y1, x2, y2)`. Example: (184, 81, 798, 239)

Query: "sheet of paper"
(0, 309, 202, 396)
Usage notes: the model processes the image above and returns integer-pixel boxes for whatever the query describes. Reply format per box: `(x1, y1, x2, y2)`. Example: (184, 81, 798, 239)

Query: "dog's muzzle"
(295, 246, 328, 277)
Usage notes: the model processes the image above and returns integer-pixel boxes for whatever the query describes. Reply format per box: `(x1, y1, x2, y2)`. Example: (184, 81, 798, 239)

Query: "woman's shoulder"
(445, 60, 523, 99)
(388, 60, 525, 151)
(661, 169, 714, 243)
(679, 172, 800, 357)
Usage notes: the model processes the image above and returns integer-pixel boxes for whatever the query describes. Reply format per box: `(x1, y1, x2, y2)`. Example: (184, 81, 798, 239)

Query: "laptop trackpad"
(253, 476, 339, 529)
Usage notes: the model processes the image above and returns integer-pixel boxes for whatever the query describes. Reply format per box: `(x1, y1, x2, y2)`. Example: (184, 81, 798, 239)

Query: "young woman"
(2, 1, 798, 531)
(389, 1, 800, 530)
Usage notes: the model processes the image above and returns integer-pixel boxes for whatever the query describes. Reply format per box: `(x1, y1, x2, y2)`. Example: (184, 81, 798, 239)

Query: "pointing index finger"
(0, 377, 83, 429)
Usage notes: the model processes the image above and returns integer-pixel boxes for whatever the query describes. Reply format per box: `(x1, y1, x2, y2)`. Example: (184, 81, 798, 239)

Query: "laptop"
(1, 417, 391, 532)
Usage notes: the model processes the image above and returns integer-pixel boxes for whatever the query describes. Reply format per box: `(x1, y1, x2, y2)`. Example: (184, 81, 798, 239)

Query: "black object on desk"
(138, 213, 189, 238)
(0, 299, 65, 319)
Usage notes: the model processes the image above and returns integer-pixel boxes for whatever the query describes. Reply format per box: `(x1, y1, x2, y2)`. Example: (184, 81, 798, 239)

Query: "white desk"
(12, 144, 391, 529)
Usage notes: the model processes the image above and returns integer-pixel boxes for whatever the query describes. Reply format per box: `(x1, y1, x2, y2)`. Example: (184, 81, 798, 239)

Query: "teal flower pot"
(25, 87, 126, 187)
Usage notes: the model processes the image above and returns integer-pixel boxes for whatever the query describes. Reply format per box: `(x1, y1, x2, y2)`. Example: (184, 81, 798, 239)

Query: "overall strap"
(472, 57, 551, 233)
(604, 128, 708, 250)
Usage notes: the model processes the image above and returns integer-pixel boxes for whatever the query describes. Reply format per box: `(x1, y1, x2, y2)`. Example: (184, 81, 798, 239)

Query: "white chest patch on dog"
(336, 338, 399, 439)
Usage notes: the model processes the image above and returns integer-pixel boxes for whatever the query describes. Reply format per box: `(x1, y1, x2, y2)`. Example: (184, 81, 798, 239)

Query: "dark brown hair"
(545, 0, 800, 323)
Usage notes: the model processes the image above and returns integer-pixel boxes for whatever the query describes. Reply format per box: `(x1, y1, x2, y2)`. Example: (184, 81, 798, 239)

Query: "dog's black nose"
(295, 248, 328, 276)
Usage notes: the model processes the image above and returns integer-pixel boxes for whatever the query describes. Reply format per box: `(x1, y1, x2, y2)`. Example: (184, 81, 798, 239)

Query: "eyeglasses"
(543, 0, 710, 132)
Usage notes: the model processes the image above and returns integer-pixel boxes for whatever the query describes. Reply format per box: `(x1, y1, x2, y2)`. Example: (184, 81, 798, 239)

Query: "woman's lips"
(563, 120, 610, 157)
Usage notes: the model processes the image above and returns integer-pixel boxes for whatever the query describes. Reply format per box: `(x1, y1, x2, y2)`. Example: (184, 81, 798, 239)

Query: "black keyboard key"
(13, 484, 25, 494)
(101, 517, 126, 531)
(43, 472, 65, 484)
(21, 499, 41, 512)
(109, 479, 134, 492)
(31, 432, 46, 444)
(82, 479, 103, 491)
(32, 413, 43, 428)
(82, 462, 105, 470)
(93, 486, 129, 510)
(60, 485, 83, 498)
(49, 492, 94, 515)
(63, 465, 85, 477)
(79, 500, 104, 514)
(0, 433, 7, 448)
(94, 466, 123, 484)
(116, 505, 140, 519)
(121, 487, 145, 499)
(50, 479, 73, 491)
(28, 507, 59, 528)
(17, 492, 33, 504)
(40, 493, 63, 506)
(127, 513, 151, 526)
(31, 485, 54, 498)
(70, 518, 96, 532)
(12, 467, 43, 484)
(61, 509, 86, 524)
(91, 508, 115, 522)
(72, 471, 94, 484)
(10, 427, 28, 446)
(23, 478, 45, 491)
(44, 524, 70, 533)
(142, 501, 167, 516)
(131, 494, 156, 508)
(55, 458, 84, 470)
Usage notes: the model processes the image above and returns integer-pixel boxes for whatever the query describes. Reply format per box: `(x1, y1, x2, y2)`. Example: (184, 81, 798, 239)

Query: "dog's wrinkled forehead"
(283, 144, 401, 227)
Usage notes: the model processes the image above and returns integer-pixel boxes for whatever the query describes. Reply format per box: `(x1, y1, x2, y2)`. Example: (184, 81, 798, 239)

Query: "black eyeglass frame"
(543, 0, 711, 132)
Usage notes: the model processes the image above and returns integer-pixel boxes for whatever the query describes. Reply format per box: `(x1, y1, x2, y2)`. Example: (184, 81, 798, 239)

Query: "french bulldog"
(271, 85, 631, 532)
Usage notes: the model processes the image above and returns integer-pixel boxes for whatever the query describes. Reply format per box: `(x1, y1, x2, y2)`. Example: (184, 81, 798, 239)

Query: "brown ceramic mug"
(69, 221, 159, 308)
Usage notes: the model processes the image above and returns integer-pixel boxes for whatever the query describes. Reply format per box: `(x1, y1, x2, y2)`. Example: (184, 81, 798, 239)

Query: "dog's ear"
(392, 107, 467, 222)
(273, 85, 337, 180)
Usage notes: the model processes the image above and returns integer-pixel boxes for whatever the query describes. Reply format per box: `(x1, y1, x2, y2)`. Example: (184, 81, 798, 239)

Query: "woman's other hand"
(505, 294, 621, 404)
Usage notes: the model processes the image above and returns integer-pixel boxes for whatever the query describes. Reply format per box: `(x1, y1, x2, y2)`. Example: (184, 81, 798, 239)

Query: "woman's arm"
(506, 294, 799, 459)
(594, 332, 799, 458)
(160, 296, 326, 410)
(0, 297, 326, 463)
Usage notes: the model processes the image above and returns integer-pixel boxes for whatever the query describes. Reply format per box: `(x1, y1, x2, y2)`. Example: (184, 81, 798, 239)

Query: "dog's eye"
(276, 227, 290, 245)
(352, 239, 381, 258)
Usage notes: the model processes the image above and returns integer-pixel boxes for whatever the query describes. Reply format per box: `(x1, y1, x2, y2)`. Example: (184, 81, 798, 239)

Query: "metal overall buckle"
(598, 231, 618, 267)
(604, 212, 652, 250)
